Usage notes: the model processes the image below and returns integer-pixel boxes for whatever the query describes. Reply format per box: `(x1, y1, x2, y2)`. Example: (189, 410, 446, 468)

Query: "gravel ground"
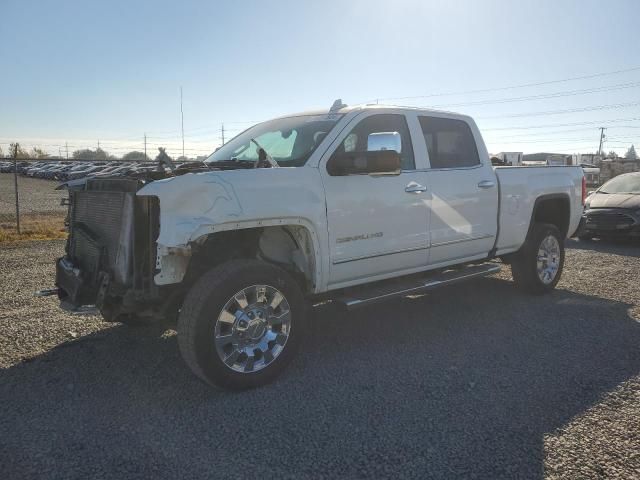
(0, 174, 66, 217)
(0, 239, 638, 479)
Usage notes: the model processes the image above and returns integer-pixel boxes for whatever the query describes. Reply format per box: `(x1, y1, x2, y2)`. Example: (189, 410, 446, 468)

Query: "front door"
(320, 112, 431, 287)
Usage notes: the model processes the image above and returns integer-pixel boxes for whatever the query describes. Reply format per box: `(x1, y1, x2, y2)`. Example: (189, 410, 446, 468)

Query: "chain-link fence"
(0, 159, 72, 241)
(0, 155, 201, 241)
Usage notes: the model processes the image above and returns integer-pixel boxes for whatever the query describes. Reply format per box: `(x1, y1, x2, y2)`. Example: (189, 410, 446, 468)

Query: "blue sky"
(1, 0, 640, 158)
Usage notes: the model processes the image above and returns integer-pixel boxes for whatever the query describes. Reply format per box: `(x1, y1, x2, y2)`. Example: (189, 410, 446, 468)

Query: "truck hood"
(56, 161, 253, 190)
(136, 167, 327, 247)
(587, 192, 640, 209)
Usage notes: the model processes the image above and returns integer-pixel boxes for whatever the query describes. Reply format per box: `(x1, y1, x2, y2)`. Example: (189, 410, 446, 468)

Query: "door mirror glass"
(327, 150, 401, 176)
(367, 131, 402, 153)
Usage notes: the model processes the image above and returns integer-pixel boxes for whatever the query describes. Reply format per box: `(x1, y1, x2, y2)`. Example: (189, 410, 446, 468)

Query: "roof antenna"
(330, 98, 347, 112)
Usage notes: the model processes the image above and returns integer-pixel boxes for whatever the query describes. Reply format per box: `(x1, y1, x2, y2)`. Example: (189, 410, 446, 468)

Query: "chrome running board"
(337, 263, 501, 310)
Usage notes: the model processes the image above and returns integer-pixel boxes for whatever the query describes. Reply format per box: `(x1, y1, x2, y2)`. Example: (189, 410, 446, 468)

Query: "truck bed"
(494, 165, 584, 255)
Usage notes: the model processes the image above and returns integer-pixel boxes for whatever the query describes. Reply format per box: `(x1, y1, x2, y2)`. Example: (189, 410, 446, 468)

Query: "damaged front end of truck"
(50, 158, 314, 324)
(55, 176, 168, 322)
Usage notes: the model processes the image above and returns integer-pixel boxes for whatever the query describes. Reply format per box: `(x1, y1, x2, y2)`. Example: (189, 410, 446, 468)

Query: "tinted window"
(418, 116, 480, 169)
(333, 114, 415, 170)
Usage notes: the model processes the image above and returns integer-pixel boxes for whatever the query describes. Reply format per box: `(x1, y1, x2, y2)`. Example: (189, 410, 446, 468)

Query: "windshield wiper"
(206, 159, 255, 169)
(250, 139, 279, 168)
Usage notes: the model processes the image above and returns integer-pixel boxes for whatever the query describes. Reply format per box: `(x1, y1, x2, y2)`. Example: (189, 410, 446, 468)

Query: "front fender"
(137, 168, 329, 290)
(137, 173, 244, 247)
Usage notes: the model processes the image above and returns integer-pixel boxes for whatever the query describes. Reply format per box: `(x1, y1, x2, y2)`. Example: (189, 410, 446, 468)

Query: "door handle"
(478, 180, 496, 189)
(405, 182, 427, 194)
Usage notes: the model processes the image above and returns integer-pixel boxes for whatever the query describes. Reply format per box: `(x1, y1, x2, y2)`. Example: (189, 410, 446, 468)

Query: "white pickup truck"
(52, 101, 585, 389)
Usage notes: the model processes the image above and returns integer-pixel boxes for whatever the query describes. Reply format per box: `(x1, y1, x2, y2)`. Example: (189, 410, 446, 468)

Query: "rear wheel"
(511, 223, 564, 294)
(177, 260, 307, 390)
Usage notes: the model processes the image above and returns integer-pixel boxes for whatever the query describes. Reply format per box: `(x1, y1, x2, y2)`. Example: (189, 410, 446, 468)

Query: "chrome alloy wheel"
(536, 234, 561, 285)
(214, 285, 292, 373)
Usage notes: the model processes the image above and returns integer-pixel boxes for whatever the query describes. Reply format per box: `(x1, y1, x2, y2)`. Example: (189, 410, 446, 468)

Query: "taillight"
(581, 175, 587, 205)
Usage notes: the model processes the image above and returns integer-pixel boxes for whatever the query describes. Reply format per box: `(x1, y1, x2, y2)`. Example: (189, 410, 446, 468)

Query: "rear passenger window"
(418, 116, 480, 169)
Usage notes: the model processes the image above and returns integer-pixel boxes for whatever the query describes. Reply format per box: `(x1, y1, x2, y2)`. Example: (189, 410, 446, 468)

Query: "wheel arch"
(528, 193, 571, 239)
(186, 219, 322, 294)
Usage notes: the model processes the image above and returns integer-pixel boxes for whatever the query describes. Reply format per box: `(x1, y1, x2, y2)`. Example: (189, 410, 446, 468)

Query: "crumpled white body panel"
(137, 167, 329, 288)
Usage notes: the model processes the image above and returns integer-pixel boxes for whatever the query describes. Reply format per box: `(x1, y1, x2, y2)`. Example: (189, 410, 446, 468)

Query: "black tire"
(511, 223, 564, 294)
(177, 259, 307, 390)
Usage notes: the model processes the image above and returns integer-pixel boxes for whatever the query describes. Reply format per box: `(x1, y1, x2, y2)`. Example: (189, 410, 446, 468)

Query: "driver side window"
(334, 114, 415, 170)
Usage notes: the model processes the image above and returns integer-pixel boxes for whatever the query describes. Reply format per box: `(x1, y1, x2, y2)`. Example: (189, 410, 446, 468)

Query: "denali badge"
(336, 232, 383, 244)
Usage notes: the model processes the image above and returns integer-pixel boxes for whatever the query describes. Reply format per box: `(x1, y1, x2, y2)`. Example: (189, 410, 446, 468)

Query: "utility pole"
(12, 143, 20, 234)
(180, 86, 185, 158)
(221, 122, 225, 145)
(597, 127, 606, 157)
(144, 133, 147, 161)
(65, 141, 69, 160)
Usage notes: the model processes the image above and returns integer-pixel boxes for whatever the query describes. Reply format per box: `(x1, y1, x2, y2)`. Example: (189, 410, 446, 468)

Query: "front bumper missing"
(55, 257, 97, 307)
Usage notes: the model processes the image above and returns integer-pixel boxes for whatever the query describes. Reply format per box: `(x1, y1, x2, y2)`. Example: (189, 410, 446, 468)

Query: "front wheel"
(177, 260, 307, 390)
(511, 223, 565, 294)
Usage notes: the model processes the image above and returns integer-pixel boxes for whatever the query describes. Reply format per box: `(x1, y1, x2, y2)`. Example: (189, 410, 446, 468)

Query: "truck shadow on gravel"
(1, 277, 639, 479)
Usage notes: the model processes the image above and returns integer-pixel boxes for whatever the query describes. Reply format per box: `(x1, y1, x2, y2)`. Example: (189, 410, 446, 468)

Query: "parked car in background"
(57, 163, 95, 181)
(40, 163, 72, 179)
(92, 164, 138, 177)
(26, 163, 55, 177)
(578, 172, 640, 240)
(65, 165, 108, 180)
(0, 161, 25, 173)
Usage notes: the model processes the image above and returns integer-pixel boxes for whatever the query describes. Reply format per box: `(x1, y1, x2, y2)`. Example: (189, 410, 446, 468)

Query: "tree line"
(1, 145, 204, 162)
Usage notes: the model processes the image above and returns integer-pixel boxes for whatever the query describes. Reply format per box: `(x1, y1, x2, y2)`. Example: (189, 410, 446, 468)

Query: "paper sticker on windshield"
(311, 113, 341, 121)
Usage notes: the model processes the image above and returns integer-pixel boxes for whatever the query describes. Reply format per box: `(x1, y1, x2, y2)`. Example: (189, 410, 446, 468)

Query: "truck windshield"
(205, 114, 343, 167)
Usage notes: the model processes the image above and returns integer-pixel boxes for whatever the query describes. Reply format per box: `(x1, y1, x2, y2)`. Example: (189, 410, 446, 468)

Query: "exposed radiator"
(69, 190, 127, 279)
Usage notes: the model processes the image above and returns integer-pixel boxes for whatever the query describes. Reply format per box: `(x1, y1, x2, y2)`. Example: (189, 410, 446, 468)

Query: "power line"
(428, 81, 640, 109)
(371, 65, 640, 102)
(481, 117, 640, 131)
(489, 126, 615, 139)
(143, 119, 259, 138)
(474, 100, 640, 119)
(497, 137, 614, 145)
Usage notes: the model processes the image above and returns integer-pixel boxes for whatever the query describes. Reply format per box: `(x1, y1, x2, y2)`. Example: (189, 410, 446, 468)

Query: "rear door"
(417, 115, 498, 265)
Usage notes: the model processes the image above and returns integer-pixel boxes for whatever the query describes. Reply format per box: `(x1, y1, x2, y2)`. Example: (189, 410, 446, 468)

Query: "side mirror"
(367, 131, 402, 153)
(327, 150, 401, 176)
